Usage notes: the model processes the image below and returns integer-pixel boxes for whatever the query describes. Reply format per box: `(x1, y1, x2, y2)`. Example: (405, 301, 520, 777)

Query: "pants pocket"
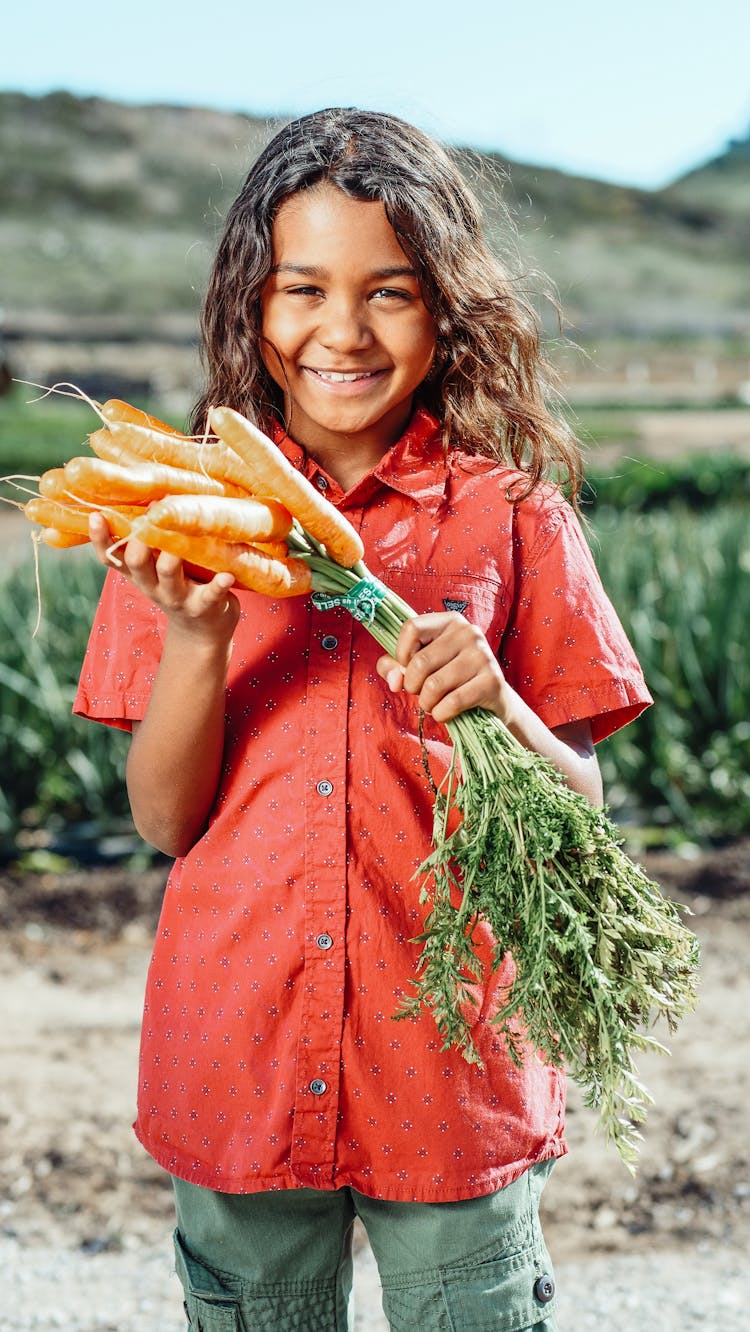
(440, 1239, 557, 1332)
(174, 1228, 244, 1331)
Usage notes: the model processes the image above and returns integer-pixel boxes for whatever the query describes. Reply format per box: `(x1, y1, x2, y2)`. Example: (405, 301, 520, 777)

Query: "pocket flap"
(174, 1229, 243, 1331)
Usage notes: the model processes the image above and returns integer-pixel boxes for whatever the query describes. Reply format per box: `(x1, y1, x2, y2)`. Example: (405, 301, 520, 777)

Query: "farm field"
(1, 86, 748, 1329)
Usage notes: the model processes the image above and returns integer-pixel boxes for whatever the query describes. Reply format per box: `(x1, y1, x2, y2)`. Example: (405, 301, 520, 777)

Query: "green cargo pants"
(172, 1160, 558, 1331)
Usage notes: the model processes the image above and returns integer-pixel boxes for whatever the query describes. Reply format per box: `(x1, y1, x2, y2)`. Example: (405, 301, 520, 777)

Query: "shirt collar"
(270, 405, 449, 515)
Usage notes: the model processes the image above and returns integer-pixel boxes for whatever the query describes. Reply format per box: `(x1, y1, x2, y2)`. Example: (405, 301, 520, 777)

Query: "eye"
(371, 287, 414, 302)
(286, 285, 323, 298)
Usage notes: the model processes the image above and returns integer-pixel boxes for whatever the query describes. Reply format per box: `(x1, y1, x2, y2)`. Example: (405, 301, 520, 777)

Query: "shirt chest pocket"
(381, 570, 509, 653)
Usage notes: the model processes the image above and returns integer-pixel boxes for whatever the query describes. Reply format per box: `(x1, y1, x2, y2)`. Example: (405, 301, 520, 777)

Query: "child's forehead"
(271, 184, 409, 265)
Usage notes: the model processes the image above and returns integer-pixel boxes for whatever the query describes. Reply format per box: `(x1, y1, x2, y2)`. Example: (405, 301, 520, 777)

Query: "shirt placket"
(290, 598, 353, 1186)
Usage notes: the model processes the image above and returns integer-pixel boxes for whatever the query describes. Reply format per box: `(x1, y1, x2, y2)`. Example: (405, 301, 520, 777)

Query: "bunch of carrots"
(12, 390, 701, 1168)
(18, 396, 364, 592)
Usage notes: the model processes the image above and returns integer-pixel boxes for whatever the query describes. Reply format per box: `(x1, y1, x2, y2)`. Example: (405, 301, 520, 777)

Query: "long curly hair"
(191, 107, 583, 501)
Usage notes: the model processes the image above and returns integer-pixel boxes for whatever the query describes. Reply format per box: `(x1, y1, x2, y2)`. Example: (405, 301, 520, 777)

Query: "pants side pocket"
(174, 1228, 244, 1331)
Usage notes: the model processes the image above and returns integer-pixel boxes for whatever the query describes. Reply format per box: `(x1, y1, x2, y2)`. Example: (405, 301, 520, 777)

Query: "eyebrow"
(271, 263, 418, 280)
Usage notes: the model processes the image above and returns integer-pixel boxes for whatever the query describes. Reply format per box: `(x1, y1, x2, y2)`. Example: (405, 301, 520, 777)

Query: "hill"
(2, 90, 748, 342)
(663, 126, 750, 218)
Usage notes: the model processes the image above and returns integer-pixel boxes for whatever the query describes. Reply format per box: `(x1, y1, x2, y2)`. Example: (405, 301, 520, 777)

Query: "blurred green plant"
(594, 504, 750, 840)
(583, 453, 750, 511)
(0, 495, 747, 860)
(0, 386, 100, 502)
(0, 549, 132, 860)
(0, 385, 177, 503)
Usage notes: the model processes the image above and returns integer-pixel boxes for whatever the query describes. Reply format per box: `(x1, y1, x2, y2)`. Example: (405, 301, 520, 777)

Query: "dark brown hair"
(191, 107, 583, 500)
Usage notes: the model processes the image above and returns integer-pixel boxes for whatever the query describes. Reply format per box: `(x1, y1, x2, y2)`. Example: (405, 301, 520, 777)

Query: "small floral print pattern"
(74, 408, 650, 1202)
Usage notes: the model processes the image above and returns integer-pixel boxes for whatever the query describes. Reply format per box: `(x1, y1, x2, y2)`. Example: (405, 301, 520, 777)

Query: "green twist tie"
(311, 576, 387, 625)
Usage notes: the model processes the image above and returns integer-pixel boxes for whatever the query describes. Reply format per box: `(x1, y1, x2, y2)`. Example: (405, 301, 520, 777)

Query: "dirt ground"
(1, 840, 748, 1266)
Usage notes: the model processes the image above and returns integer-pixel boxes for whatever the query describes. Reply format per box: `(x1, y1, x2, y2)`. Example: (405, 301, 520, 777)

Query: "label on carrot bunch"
(311, 576, 388, 625)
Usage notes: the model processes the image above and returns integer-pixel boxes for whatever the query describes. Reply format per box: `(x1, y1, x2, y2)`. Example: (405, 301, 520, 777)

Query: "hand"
(88, 513, 241, 641)
(376, 611, 511, 725)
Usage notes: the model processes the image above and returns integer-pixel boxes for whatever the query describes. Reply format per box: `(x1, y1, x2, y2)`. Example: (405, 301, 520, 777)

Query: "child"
(75, 108, 651, 1331)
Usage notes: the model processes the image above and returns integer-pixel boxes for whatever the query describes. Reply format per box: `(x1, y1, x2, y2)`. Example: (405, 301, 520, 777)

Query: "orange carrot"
(128, 519, 312, 598)
(87, 430, 149, 469)
(208, 406, 364, 567)
(143, 494, 293, 543)
(38, 468, 69, 501)
(90, 421, 259, 495)
(244, 539, 289, 560)
(24, 496, 140, 541)
(100, 398, 189, 438)
(63, 456, 250, 504)
(38, 528, 91, 548)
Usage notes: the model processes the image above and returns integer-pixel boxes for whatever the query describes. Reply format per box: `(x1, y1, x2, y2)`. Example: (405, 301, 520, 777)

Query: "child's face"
(260, 183, 436, 478)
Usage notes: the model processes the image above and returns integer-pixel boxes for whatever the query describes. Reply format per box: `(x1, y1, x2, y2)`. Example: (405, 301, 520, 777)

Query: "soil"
(1, 840, 748, 1329)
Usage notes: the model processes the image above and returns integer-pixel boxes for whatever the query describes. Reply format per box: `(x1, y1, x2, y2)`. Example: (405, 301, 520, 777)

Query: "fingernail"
(386, 667, 403, 691)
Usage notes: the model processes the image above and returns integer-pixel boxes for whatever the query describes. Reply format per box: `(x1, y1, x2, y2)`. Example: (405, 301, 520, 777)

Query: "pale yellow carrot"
(38, 468, 69, 501)
(90, 420, 259, 495)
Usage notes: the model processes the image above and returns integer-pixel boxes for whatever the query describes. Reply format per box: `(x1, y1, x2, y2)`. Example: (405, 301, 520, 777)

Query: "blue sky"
(3, 0, 749, 188)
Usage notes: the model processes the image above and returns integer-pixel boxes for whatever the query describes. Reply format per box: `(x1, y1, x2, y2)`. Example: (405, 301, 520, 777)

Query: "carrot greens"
(287, 521, 701, 1171)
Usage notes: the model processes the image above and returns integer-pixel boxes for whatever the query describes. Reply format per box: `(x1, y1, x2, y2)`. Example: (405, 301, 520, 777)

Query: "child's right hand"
(88, 513, 241, 640)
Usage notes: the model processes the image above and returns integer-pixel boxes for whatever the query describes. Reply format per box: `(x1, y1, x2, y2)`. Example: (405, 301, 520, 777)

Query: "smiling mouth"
(307, 369, 384, 383)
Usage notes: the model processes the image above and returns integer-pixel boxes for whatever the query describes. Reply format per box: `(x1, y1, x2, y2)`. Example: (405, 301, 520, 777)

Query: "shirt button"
(533, 1274, 556, 1304)
(321, 635, 338, 651)
(316, 779, 333, 797)
(315, 474, 329, 491)
(310, 1078, 327, 1095)
(316, 933, 334, 950)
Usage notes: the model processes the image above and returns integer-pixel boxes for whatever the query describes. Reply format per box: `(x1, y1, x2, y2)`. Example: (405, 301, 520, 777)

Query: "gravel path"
(4, 1232, 745, 1331)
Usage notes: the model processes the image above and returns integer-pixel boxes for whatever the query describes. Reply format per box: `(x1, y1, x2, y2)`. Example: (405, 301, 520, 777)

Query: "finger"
(197, 571, 236, 606)
(399, 621, 480, 696)
(375, 653, 405, 693)
(424, 674, 492, 723)
(153, 548, 186, 581)
(394, 613, 463, 665)
(88, 512, 113, 559)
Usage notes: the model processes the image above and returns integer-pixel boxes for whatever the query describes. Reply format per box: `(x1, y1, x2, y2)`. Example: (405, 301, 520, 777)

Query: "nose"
(317, 298, 374, 353)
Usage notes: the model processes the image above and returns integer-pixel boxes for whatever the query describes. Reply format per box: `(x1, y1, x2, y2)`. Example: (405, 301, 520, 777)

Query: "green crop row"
(0, 552, 131, 862)
(593, 504, 750, 841)
(0, 503, 747, 862)
(581, 452, 750, 511)
(2, 385, 750, 513)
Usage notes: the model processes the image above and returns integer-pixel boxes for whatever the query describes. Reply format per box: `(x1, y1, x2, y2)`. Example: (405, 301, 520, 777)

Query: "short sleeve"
(73, 569, 166, 731)
(499, 491, 652, 743)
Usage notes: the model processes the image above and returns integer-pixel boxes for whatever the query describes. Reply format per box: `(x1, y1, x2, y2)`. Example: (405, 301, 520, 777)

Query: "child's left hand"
(376, 612, 511, 725)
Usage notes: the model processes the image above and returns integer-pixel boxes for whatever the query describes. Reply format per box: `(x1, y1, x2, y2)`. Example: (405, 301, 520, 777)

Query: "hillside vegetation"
(2, 91, 749, 340)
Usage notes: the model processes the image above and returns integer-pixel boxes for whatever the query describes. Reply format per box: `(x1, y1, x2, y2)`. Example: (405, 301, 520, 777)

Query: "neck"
(312, 439, 390, 490)
(282, 398, 416, 492)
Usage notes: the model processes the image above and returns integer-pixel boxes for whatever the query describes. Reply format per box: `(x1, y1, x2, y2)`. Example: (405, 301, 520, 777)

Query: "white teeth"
(313, 370, 377, 382)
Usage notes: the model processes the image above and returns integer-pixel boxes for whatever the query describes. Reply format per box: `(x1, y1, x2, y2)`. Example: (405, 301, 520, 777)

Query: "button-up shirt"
(74, 407, 651, 1201)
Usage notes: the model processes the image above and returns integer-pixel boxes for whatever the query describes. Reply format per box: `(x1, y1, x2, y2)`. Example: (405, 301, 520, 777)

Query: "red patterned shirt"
(74, 407, 651, 1201)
